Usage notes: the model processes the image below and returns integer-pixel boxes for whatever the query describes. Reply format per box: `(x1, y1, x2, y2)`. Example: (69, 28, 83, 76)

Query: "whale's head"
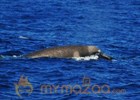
(87, 46, 112, 60)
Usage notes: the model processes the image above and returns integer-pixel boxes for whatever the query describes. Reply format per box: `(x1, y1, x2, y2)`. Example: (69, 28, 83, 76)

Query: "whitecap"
(13, 55, 18, 58)
(19, 36, 29, 39)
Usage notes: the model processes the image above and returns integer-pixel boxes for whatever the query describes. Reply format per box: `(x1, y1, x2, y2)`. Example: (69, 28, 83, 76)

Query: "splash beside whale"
(24, 45, 112, 60)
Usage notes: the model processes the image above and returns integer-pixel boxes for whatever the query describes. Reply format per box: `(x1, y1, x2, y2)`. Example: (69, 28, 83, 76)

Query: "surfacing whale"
(24, 45, 112, 60)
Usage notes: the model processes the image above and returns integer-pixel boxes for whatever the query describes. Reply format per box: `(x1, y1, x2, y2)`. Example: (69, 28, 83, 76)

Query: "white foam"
(112, 59, 117, 62)
(73, 55, 99, 61)
(19, 36, 29, 39)
(13, 55, 17, 58)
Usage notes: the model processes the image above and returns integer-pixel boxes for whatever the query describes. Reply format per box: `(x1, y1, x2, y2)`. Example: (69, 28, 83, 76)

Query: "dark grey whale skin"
(24, 45, 112, 60)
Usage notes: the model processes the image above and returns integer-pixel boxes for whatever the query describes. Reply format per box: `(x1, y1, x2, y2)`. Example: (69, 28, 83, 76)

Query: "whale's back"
(24, 46, 90, 58)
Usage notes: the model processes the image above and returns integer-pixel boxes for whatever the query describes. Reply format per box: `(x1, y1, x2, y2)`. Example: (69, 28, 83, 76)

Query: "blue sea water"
(0, 0, 140, 99)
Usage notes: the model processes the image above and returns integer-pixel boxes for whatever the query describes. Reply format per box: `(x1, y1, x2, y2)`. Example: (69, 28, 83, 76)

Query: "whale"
(24, 45, 112, 60)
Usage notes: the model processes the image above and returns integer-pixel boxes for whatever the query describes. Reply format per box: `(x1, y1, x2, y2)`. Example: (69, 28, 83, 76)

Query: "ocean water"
(0, 0, 140, 100)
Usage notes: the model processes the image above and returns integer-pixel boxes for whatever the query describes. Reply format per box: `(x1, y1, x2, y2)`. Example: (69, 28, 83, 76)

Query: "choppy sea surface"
(0, 0, 140, 100)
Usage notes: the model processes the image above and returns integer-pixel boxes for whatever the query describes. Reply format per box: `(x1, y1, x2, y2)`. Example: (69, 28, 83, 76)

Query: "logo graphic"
(83, 76, 91, 86)
(14, 75, 33, 98)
